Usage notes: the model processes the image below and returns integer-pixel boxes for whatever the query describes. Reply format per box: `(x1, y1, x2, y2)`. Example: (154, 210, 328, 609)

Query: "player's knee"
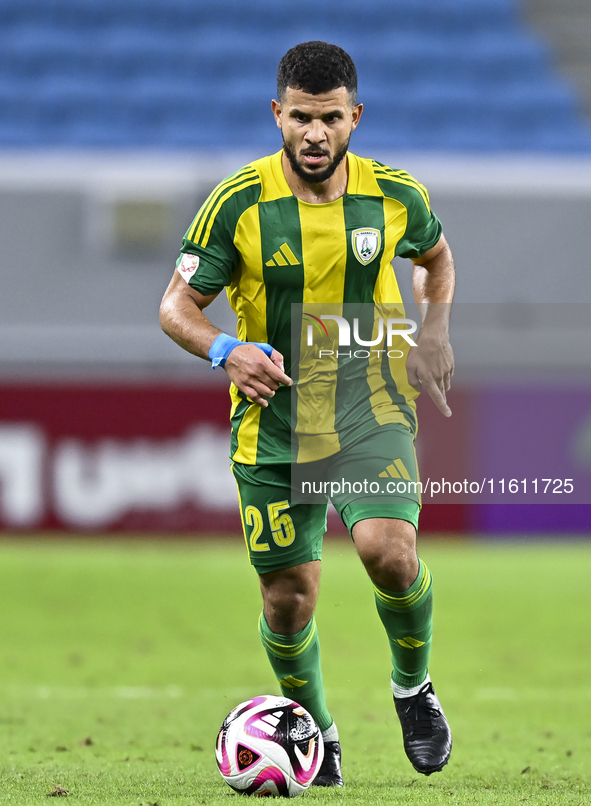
(263, 589, 315, 634)
(358, 543, 418, 591)
(353, 519, 418, 589)
(259, 565, 319, 634)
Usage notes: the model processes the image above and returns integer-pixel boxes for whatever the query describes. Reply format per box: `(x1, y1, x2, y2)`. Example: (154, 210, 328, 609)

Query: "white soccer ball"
(215, 695, 324, 797)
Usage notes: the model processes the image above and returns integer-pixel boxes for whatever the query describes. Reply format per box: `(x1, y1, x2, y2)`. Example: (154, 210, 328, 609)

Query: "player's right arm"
(161, 164, 291, 406)
(159, 271, 291, 408)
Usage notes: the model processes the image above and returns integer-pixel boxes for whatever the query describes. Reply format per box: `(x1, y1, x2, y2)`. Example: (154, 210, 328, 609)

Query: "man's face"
(272, 86, 362, 185)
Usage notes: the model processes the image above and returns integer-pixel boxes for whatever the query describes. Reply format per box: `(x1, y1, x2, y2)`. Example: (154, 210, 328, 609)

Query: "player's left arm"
(407, 234, 455, 417)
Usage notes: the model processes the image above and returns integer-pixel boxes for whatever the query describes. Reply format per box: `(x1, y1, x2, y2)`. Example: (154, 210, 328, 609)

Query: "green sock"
(373, 559, 433, 689)
(258, 613, 333, 732)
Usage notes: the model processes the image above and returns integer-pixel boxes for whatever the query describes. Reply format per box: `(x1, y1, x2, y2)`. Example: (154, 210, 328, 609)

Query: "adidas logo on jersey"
(265, 243, 301, 267)
(379, 459, 411, 481)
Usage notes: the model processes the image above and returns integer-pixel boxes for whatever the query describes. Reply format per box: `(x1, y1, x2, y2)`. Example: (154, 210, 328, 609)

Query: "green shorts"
(232, 423, 420, 574)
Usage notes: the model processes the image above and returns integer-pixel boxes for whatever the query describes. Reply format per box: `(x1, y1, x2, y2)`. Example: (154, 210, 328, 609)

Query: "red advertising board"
(0, 384, 238, 532)
(0, 383, 469, 535)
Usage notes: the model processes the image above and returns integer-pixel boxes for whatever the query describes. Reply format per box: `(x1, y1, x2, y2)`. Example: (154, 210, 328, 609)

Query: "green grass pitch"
(0, 537, 589, 805)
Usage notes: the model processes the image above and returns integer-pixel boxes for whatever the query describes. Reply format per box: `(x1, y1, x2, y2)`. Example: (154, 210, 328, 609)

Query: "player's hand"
(406, 327, 454, 417)
(224, 344, 292, 407)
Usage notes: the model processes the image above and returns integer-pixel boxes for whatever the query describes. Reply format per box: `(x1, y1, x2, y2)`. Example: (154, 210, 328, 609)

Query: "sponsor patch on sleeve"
(177, 253, 200, 282)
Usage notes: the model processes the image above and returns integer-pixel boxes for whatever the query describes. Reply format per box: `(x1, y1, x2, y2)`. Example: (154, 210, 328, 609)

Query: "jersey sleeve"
(177, 198, 240, 296)
(394, 183, 442, 260)
(176, 165, 261, 295)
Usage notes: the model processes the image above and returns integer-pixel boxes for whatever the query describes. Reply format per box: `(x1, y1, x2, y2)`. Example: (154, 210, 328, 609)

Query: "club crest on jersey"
(352, 228, 381, 265)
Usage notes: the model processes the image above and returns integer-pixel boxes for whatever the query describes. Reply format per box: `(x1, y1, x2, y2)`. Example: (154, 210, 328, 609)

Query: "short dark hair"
(277, 41, 357, 103)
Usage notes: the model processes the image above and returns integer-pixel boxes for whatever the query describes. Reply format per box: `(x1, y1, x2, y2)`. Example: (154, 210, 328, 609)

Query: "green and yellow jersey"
(178, 150, 442, 465)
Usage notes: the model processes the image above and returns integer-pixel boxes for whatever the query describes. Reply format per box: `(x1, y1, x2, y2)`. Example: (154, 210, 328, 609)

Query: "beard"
(282, 136, 350, 185)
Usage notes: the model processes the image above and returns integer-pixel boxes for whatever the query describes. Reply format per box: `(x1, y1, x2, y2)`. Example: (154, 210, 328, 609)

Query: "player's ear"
(271, 99, 282, 128)
(351, 103, 363, 130)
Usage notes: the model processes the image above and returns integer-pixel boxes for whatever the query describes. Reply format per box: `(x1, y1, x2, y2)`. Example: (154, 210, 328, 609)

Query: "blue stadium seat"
(0, 25, 96, 78)
(0, 77, 42, 144)
(92, 28, 180, 79)
(0, 0, 589, 152)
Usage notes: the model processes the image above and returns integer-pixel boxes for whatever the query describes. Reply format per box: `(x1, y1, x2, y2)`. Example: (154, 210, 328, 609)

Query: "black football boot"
(394, 681, 452, 775)
(312, 741, 344, 787)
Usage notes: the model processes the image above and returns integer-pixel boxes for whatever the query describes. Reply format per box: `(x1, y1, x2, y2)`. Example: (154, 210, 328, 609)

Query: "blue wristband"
(209, 333, 274, 369)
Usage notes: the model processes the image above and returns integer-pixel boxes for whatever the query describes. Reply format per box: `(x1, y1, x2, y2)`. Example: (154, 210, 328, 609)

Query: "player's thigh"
(328, 423, 421, 533)
(231, 461, 328, 574)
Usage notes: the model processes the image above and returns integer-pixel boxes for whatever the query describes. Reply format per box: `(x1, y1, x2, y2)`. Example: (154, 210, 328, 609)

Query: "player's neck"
(281, 151, 348, 204)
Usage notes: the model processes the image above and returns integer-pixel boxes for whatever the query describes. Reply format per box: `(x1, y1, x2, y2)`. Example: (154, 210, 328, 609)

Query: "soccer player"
(160, 41, 454, 786)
